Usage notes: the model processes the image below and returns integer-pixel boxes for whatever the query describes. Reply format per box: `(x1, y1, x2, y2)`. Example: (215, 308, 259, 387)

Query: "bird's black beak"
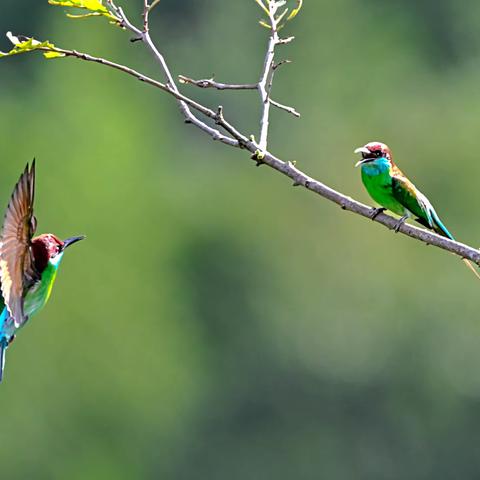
(62, 235, 86, 250)
(354, 146, 374, 167)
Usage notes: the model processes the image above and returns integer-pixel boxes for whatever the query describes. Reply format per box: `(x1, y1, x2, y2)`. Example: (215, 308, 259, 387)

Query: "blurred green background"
(1, 0, 480, 478)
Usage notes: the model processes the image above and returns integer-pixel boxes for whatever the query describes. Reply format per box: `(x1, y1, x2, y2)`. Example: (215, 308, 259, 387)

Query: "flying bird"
(0, 161, 85, 381)
(354, 141, 479, 279)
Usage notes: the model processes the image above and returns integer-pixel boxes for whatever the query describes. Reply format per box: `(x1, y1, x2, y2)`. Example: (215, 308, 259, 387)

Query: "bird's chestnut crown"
(33, 234, 63, 258)
(354, 141, 392, 166)
(31, 233, 85, 273)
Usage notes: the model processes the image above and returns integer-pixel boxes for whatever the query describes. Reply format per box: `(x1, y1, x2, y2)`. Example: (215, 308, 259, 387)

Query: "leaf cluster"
(48, 0, 120, 22)
(0, 32, 64, 59)
(255, 0, 303, 29)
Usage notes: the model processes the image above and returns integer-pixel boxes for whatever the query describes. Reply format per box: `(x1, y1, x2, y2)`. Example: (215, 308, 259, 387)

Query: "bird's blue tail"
(0, 338, 7, 383)
(430, 208, 454, 240)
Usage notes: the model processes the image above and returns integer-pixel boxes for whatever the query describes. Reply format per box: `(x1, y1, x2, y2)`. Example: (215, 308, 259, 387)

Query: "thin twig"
(48, 47, 241, 147)
(114, 5, 225, 147)
(102, 3, 247, 146)
(270, 99, 300, 117)
(149, 0, 161, 13)
(143, 0, 150, 33)
(178, 75, 258, 90)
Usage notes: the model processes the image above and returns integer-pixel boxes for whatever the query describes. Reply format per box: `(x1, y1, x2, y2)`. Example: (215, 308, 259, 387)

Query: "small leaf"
(43, 50, 65, 59)
(287, 0, 303, 21)
(0, 32, 65, 60)
(48, 0, 108, 13)
(254, 0, 270, 15)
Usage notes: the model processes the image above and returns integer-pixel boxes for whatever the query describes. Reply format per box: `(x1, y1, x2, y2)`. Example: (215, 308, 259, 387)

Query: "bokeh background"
(1, 0, 480, 478)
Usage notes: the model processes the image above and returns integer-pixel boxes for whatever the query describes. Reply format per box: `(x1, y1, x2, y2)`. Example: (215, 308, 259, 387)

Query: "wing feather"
(0, 161, 39, 327)
(391, 167, 431, 224)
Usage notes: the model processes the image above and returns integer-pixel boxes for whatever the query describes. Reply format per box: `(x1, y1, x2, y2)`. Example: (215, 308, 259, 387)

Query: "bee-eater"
(354, 141, 479, 278)
(0, 161, 85, 382)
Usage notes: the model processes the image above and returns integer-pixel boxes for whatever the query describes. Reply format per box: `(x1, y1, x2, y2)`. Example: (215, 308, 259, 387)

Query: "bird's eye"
(375, 150, 382, 157)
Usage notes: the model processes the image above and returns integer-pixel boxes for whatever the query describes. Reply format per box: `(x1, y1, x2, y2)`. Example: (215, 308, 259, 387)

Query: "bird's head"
(31, 233, 85, 272)
(354, 141, 393, 167)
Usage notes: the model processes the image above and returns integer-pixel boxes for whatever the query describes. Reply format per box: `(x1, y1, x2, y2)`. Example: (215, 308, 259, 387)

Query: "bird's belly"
(361, 170, 406, 216)
(24, 276, 54, 318)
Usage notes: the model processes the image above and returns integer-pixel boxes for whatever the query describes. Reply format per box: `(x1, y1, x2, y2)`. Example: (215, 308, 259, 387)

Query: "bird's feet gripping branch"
(369, 207, 386, 221)
(0, 161, 85, 382)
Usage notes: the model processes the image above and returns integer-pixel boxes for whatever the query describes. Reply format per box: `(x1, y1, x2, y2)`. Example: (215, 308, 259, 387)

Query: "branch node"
(215, 105, 225, 124)
(251, 149, 266, 166)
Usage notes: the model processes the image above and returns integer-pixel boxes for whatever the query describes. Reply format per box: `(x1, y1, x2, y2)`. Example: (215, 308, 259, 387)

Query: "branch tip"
(278, 36, 295, 45)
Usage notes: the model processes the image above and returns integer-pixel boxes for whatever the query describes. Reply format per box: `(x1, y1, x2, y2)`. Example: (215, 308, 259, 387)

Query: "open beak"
(354, 146, 373, 167)
(62, 235, 86, 250)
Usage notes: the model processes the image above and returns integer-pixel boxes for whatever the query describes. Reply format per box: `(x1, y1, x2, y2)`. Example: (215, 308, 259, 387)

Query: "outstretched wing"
(0, 161, 39, 327)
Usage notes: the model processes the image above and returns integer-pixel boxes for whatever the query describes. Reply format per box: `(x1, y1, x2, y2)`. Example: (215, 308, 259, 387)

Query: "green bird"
(0, 161, 85, 382)
(354, 141, 479, 278)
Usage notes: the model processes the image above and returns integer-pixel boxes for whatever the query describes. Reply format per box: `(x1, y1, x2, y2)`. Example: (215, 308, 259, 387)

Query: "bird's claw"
(369, 207, 386, 220)
(393, 215, 408, 233)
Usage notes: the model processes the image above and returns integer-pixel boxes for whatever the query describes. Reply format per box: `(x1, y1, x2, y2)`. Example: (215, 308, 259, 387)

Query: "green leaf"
(48, 0, 121, 23)
(287, 0, 303, 21)
(0, 32, 65, 60)
(254, 0, 269, 15)
(48, 0, 108, 13)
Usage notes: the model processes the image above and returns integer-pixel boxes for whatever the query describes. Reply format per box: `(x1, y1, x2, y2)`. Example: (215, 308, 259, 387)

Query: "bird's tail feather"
(462, 259, 480, 280)
(430, 209, 480, 280)
(430, 209, 454, 240)
(0, 338, 7, 383)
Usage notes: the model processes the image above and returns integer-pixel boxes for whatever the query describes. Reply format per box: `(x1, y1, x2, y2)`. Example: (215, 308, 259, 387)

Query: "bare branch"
(257, 3, 280, 154)
(178, 75, 258, 90)
(149, 0, 162, 13)
(277, 36, 295, 45)
(22, 1, 480, 274)
(40, 46, 480, 268)
(143, 0, 150, 33)
(273, 59, 291, 70)
(270, 99, 300, 117)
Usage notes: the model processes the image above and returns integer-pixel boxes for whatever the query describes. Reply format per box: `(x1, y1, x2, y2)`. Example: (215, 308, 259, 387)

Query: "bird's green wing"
(0, 161, 39, 327)
(391, 169, 432, 226)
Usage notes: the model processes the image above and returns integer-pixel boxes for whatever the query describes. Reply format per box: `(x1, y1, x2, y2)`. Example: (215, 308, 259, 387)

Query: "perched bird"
(354, 141, 479, 278)
(0, 161, 84, 381)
